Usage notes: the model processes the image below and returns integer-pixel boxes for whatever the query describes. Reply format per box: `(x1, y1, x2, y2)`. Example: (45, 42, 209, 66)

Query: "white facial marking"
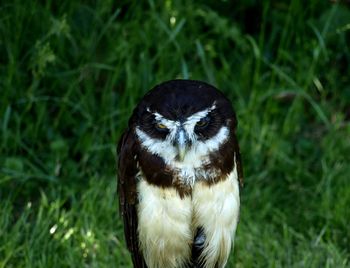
(136, 127, 178, 161)
(137, 104, 228, 186)
(185, 103, 216, 126)
(178, 129, 186, 146)
(183, 104, 216, 140)
(136, 125, 229, 184)
(153, 111, 179, 131)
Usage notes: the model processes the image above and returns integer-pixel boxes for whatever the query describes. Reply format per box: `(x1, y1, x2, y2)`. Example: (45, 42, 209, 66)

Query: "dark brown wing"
(117, 129, 147, 268)
(233, 134, 244, 188)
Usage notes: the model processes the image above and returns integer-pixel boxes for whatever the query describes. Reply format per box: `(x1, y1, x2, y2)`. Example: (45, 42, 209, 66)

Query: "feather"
(117, 129, 147, 268)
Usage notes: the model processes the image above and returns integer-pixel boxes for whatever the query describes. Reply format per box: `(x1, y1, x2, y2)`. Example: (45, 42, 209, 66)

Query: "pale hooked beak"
(175, 128, 189, 161)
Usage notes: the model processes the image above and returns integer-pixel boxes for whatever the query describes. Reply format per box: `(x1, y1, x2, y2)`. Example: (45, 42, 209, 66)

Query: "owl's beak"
(176, 129, 189, 161)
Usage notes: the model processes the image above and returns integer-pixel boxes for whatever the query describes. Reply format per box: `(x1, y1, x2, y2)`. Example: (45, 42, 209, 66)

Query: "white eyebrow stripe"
(185, 103, 216, 125)
(146, 108, 179, 129)
(146, 102, 216, 132)
(154, 113, 180, 130)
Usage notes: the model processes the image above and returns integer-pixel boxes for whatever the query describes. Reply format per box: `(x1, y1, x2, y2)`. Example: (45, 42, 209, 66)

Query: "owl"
(117, 80, 243, 268)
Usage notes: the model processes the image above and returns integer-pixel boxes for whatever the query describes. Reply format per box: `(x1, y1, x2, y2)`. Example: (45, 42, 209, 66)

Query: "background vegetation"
(1, 0, 349, 267)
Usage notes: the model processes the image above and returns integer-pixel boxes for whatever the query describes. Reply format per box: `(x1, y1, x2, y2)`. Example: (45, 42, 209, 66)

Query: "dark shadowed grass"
(0, 0, 349, 267)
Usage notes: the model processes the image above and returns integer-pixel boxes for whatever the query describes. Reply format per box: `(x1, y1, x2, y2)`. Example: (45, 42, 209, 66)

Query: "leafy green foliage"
(0, 0, 349, 267)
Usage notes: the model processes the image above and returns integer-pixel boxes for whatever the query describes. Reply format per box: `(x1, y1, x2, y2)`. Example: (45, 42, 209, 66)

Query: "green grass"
(1, 0, 350, 267)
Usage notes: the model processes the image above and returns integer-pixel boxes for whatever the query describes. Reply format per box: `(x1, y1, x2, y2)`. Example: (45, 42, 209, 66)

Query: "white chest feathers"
(136, 168, 240, 268)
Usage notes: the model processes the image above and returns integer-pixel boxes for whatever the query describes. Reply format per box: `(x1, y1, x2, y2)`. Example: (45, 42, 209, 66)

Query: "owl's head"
(131, 80, 237, 165)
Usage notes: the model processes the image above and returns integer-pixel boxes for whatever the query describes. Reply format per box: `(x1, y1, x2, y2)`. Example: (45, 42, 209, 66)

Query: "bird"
(117, 79, 243, 268)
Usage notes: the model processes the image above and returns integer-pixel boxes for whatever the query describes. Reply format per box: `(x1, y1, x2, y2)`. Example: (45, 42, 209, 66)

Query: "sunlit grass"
(0, 0, 349, 267)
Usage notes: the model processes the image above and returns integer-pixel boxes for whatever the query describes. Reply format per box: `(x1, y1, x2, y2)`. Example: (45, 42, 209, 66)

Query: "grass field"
(1, 0, 350, 267)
